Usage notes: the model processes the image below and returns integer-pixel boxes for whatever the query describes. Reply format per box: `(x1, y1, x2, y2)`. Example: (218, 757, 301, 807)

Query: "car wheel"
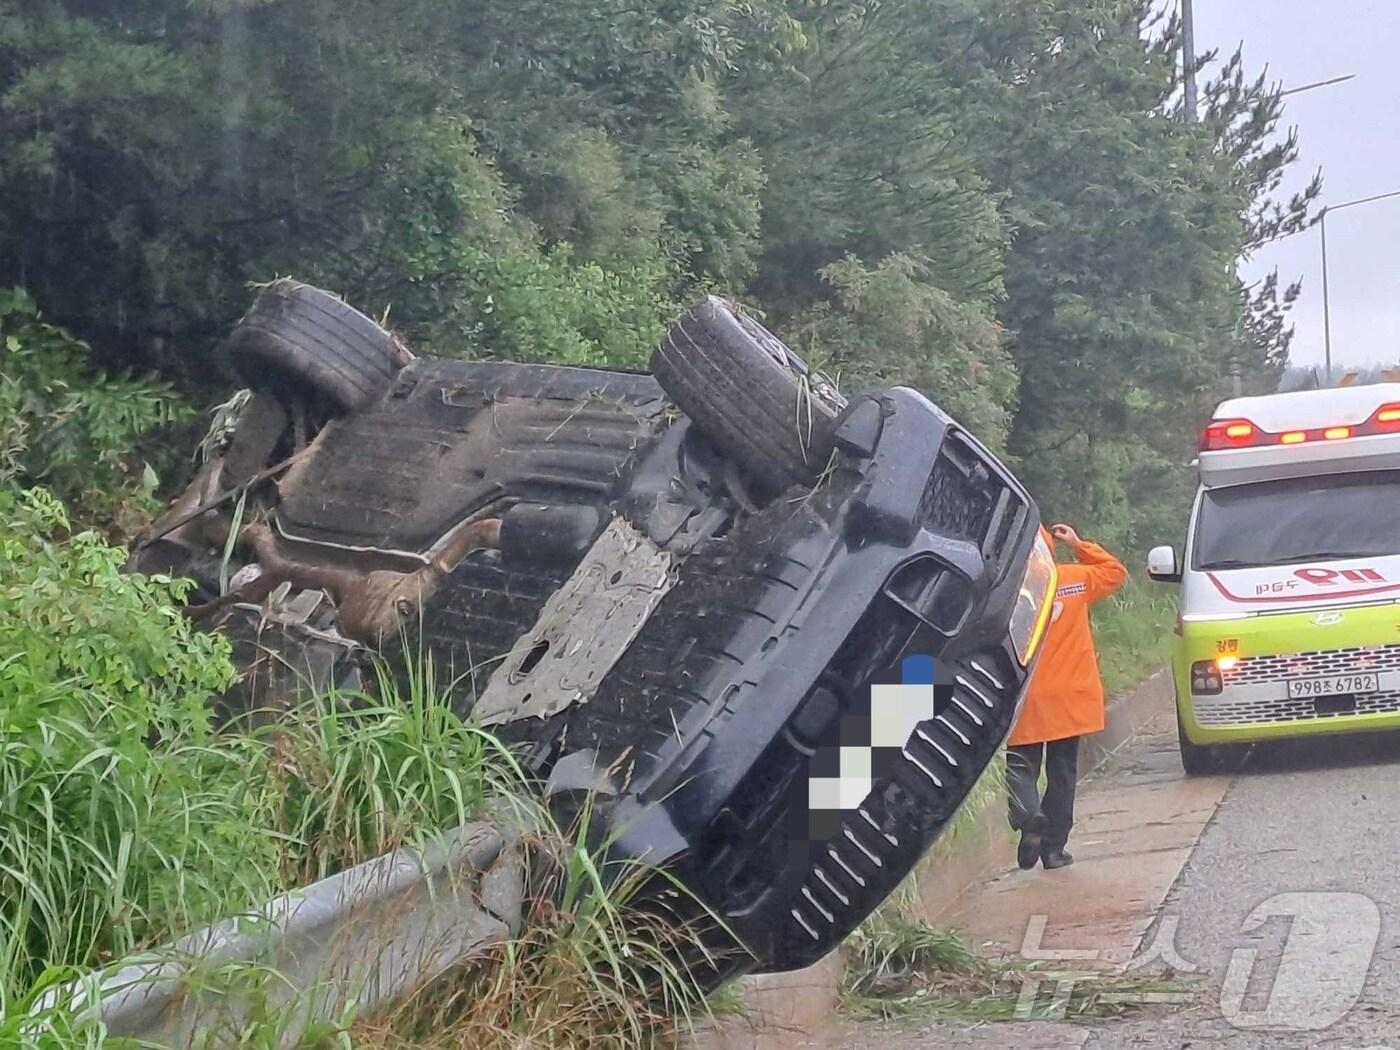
(650, 297, 846, 495)
(1177, 707, 1232, 774)
(224, 281, 409, 414)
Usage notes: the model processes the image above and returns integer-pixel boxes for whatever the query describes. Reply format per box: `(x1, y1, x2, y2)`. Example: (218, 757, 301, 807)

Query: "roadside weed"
(1093, 582, 1177, 696)
(1, 488, 734, 1047)
(351, 804, 723, 1050)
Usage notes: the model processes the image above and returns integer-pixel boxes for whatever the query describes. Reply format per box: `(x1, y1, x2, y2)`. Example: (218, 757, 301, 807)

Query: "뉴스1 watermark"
(1014, 891, 1380, 1030)
(1013, 914, 1197, 1019)
(1220, 891, 1379, 1031)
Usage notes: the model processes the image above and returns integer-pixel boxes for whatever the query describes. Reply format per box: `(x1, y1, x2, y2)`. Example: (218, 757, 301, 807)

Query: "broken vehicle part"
(222, 516, 502, 644)
(213, 584, 367, 725)
(473, 516, 676, 727)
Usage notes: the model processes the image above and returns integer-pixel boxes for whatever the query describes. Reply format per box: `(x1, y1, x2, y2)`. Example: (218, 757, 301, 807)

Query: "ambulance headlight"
(1010, 531, 1058, 666)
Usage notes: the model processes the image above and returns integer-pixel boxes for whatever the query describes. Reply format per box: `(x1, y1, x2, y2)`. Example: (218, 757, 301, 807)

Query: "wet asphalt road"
(1086, 732, 1400, 1048)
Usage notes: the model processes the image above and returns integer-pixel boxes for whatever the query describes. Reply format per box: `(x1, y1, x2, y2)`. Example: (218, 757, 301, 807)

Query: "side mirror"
(1147, 545, 1181, 584)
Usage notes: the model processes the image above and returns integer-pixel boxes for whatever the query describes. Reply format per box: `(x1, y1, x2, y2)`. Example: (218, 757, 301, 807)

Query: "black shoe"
(1017, 830, 1043, 870)
(1041, 849, 1074, 869)
(1015, 811, 1047, 870)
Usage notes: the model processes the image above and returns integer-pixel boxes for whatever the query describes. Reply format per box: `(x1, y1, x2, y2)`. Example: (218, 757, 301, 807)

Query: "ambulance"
(1148, 383, 1400, 772)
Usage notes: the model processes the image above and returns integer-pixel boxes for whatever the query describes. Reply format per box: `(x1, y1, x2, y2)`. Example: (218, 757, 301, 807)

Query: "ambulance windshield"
(1194, 469, 1400, 571)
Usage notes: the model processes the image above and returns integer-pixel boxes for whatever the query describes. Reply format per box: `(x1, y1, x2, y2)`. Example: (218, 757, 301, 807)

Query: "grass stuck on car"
(1150, 382, 1400, 773)
(132, 280, 1055, 978)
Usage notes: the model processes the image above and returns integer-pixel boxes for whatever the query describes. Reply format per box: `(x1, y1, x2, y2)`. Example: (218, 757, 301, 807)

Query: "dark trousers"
(1006, 737, 1080, 854)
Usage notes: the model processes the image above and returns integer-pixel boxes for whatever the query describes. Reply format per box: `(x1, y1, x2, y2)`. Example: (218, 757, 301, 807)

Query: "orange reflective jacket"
(1008, 535, 1128, 746)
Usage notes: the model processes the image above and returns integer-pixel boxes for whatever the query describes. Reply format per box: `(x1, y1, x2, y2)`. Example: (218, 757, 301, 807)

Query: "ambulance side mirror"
(1147, 545, 1181, 584)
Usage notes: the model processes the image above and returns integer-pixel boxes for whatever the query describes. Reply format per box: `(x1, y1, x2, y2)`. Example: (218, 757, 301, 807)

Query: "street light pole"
(1279, 74, 1356, 97)
(1317, 188, 1400, 384)
(1320, 210, 1332, 383)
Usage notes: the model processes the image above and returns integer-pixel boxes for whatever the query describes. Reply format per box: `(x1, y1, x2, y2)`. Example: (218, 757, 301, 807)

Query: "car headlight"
(1010, 531, 1058, 666)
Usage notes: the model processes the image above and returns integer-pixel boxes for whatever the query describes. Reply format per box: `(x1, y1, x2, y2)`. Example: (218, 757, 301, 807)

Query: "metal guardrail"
(51, 821, 525, 1048)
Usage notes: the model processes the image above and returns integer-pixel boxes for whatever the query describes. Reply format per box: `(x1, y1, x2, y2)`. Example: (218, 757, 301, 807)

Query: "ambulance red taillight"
(1375, 404, 1400, 428)
(1201, 419, 1261, 451)
(1200, 403, 1400, 451)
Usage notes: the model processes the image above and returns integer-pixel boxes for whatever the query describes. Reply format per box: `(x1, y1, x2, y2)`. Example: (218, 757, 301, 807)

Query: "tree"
(0, 0, 1318, 555)
(910, 0, 1314, 553)
(1202, 44, 1321, 385)
(730, 0, 1006, 319)
(0, 1, 693, 378)
(792, 254, 1017, 451)
(0, 289, 185, 531)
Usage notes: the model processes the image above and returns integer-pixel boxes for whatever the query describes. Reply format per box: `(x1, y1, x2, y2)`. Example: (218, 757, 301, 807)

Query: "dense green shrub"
(792, 255, 1018, 453)
(0, 291, 187, 531)
(0, 488, 255, 991)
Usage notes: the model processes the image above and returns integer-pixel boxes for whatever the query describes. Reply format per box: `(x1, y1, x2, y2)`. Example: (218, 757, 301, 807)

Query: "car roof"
(1212, 383, 1400, 431)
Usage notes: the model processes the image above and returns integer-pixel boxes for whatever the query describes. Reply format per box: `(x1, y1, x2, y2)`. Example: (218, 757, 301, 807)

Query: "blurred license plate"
(1287, 674, 1379, 699)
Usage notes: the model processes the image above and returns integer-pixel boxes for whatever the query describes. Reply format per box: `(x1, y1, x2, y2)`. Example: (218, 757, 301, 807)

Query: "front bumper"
(1182, 703, 1400, 745)
(610, 388, 1042, 972)
(1174, 606, 1400, 745)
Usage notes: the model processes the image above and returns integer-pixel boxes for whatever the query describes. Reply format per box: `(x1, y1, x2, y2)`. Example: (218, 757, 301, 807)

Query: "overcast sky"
(1191, 1, 1400, 371)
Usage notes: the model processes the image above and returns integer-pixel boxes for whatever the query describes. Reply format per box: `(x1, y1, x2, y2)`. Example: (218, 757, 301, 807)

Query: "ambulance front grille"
(1223, 643, 1400, 686)
(1194, 691, 1400, 726)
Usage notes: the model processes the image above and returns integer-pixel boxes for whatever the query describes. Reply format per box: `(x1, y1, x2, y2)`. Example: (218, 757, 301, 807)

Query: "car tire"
(1177, 707, 1233, 774)
(650, 297, 846, 495)
(225, 281, 409, 414)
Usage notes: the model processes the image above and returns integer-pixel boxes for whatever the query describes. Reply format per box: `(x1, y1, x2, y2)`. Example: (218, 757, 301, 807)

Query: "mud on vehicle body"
(132, 281, 1054, 976)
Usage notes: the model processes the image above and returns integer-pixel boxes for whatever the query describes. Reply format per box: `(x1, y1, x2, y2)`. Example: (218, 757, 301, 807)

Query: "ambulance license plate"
(1287, 673, 1379, 699)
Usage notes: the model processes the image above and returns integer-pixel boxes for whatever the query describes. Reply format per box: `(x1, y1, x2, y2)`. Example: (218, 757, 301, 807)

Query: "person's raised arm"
(1051, 524, 1128, 603)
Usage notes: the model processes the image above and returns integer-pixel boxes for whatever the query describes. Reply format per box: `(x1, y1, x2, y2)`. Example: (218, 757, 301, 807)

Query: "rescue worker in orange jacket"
(1007, 523, 1128, 870)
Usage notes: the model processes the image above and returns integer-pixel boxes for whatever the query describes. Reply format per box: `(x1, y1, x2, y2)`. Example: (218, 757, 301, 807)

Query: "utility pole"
(1181, 0, 1198, 123)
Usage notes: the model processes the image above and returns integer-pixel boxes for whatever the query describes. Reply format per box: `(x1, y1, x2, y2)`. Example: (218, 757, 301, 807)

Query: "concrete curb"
(692, 668, 1173, 1047)
(50, 822, 524, 1049)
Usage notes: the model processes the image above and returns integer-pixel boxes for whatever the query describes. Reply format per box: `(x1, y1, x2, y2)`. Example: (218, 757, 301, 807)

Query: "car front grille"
(918, 432, 1029, 586)
(919, 437, 999, 546)
(1223, 643, 1400, 686)
(1198, 643, 1400, 727)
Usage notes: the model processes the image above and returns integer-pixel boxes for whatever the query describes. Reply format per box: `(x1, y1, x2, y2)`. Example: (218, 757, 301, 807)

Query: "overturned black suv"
(133, 282, 1056, 976)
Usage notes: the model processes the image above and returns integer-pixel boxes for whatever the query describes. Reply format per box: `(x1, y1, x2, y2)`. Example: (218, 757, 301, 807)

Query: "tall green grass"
(1, 489, 259, 1002)
(0, 489, 507, 1040)
(255, 661, 510, 888)
(356, 835, 717, 1050)
(1092, 579, 1177, 696)
(2, 488, 717, 1049)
